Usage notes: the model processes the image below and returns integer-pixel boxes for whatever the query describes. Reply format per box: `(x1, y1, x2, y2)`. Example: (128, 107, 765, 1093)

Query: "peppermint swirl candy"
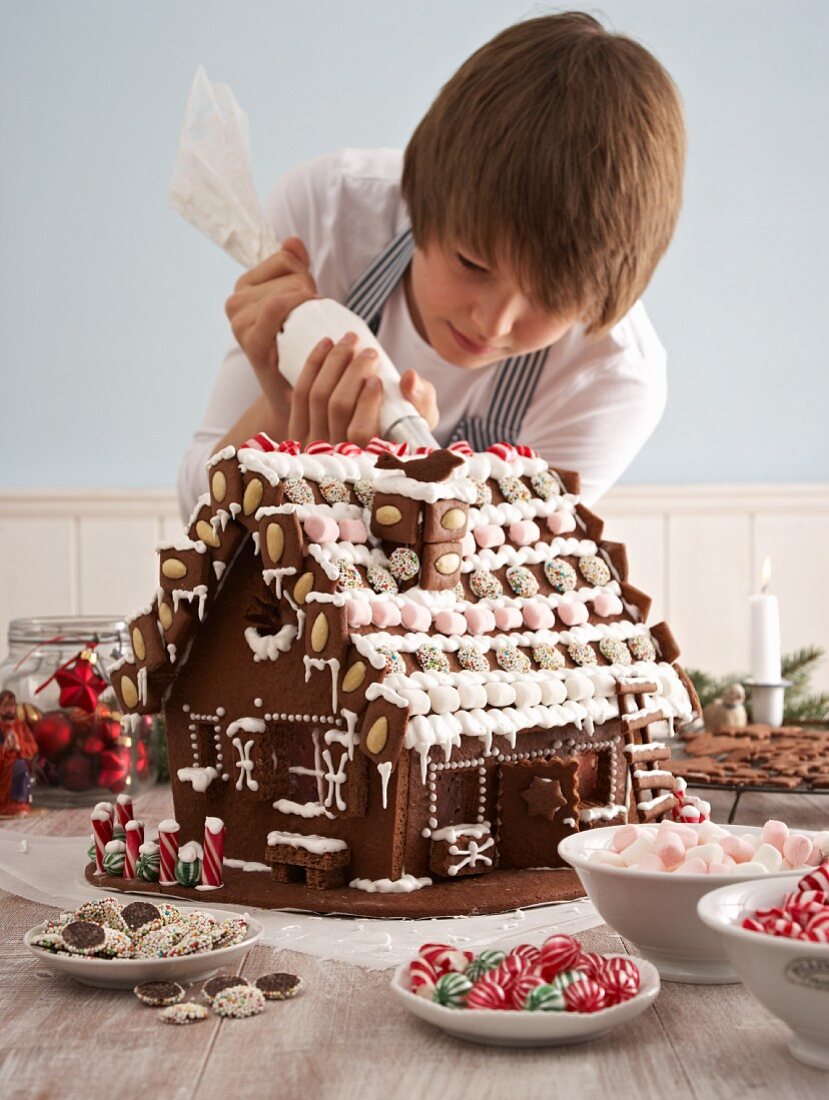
(531, 469, 560, 501)
(544, 559, 577, 593)
(457, 644, 489, 673)
(464, 948, 506, 983)
(524, 983, 566, 1012)
(87, 836, 96, 863)
(136, 848, 160, 882)
(579, 553, 611, 586)
(547, 968, 583, 994)
(564, 976, 607, 1013)
(319, 476, 349, 504)
(629, 635, 657, 662)
(599, 637, 632, 666)
(506, 566, 538, 599)
(532, 642, 565, 671)
(469, 570, 502, 600)
(113, 823, 126, 841)
(432, 971, 472, 1008)
(103, 842, 125, 877)
(175, 855, 201, 888)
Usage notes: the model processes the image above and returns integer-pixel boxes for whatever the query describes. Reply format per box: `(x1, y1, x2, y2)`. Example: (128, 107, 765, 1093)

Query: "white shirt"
(178, 148, 667, 518)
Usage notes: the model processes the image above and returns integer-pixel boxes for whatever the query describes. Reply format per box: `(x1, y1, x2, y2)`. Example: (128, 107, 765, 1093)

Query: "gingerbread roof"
(110, 436, 697, 783)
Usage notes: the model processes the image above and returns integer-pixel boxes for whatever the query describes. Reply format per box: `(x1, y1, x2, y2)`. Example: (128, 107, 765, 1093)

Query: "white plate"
(24, 907, 263, 989)
(390, 954, 660, 1047)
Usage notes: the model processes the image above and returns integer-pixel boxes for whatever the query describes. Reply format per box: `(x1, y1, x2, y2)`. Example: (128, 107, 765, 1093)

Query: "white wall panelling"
(1, 484, 827, 690)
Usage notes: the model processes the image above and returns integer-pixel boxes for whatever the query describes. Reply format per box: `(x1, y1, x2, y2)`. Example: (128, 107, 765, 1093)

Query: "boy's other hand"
(288, 334, 440, 447)
(225, 236, 317, 410)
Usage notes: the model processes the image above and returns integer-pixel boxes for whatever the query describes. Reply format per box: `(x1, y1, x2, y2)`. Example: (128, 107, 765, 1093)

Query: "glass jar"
(0, 617, 158, 810)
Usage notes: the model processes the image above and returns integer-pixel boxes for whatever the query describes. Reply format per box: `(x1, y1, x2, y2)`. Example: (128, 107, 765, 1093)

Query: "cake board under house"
(93, 436, 699, 917)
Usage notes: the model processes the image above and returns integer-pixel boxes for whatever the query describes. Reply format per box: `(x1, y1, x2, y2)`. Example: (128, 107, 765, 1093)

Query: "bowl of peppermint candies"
(391, 935, 659, 1047)
(697, 862, 829, 1070)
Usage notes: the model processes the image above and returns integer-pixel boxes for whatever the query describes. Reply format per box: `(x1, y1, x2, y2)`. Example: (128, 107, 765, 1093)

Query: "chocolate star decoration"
(521, 776, 568, 821)
(244, 589, 283, 635)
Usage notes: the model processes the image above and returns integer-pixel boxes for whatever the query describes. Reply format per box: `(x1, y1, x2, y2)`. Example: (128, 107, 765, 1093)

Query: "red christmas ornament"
(81, 734, 106, 756)
(90, 714, 121, 746)
(99, 747, 129, 793)
(136, 738, 150, 777)
(32, 711, 73, 761)
(55, 651, 107, 713)
(57, 753, 96, 792)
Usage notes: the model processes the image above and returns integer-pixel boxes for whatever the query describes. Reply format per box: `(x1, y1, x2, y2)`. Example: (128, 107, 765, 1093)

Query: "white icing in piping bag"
(169, 66, 438, 449)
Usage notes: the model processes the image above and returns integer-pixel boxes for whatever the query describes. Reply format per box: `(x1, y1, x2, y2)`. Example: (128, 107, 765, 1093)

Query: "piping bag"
(169, 66, 438, 450)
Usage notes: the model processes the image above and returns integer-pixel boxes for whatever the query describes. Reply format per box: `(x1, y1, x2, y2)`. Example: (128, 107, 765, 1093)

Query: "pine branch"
(781, 646, 825, 681)
(784, 693, 829, 723)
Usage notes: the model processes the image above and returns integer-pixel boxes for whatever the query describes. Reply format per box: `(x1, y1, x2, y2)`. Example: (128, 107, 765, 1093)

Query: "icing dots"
(470, 571, 503, 600)
(498, 476, 531, 504)
(495, 644, 531, 673)
(416, 645, 450, 673)
(532, 642, 565, 671)
(337, 561, 363, 590)
(283, 477, 314, 505)
(629, 635, 657, 662)
(458, 644, 489, 673)
(319, 476, 349, 505)
(388, 547, 420, 582)
(367, 565, 398, 595)
(531, 469, 559, 500)
(470, 478, 492, 507)
(353, 479, 375, 509)
(579, 554, 611, 586)
(568, 642, 597, 667)
(544, 559, 577, 594)
(599, 637, 632, 666)
(506, 566, 538, 599)
(376, 645, 405, 675)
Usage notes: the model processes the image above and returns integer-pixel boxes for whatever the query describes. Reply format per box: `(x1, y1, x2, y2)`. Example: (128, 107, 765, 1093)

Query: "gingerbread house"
(108, 436, 698, 914)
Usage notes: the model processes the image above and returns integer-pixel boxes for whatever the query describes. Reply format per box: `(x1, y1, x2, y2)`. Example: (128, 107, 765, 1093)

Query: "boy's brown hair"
(402, 12, 685, 334)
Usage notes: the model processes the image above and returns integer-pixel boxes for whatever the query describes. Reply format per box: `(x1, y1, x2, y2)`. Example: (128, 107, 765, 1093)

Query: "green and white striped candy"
(464, 949, 506, 983)
(136, 850, 160, 882)
(102, 848, 125, 876)
(523, 983, 566, 1012)
(433, 971, 472, 1008)
(547, 969, 582, 994)
(174, 856, 201, 887)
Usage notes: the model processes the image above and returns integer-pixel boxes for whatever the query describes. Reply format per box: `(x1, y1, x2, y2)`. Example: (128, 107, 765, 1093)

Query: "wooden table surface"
(1, 785, 827, 1100)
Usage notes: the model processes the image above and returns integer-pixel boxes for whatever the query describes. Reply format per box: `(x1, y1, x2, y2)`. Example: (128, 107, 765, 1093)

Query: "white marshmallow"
(751, 843, 783, 872)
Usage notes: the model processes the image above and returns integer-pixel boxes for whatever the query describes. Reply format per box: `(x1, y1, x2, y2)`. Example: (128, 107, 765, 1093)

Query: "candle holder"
(743, 678, 792, 727)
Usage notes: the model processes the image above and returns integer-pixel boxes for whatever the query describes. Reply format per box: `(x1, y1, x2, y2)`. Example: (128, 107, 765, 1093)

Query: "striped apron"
(345, 226, 549, 450)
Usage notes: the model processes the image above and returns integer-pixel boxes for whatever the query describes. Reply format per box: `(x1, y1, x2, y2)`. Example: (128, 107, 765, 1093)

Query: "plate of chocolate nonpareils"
(391, 935, 660, 1047)
(24, 897, 262, 989)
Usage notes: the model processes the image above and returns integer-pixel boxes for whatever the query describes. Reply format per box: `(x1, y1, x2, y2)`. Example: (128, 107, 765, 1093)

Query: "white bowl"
(558, 823, 819, 984)
(390, 955, 660, 1047)
(24, 908, 263, 989)
(698, 875, 829, 1071)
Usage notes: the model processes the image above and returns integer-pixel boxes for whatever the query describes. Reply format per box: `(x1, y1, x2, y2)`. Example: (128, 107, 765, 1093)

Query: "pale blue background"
(1, 0, 827, 488)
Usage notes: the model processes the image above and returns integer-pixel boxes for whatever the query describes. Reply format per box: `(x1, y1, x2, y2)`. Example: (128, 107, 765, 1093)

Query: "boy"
(178, 12, 685, 517)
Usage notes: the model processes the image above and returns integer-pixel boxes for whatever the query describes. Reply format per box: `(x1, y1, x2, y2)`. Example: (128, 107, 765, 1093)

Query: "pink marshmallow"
(401, 602, 431, 632)
(593, 592, 623, 617)
(720, 835, 755, 864)
(656, 822, 698, 850)
(636, 853, 666, 872)
(681, 857, 709, 874)
(782, 833, 812, 868)
(346, 601, 372, 628)
(523, 603, 555, 630)
(546, 511, 576, 535)
(709, 861, 735, 874)
(465, 606, 496, 634)
(474, 524, 504, 548)
(610, 825, 641, 853)
(435, 610, 467, 636)
(371, 601, 402, 628)
(807, 841, 824, 866)
(303, 514, 339, 543)
(654, 834, 686, 870)
(508, 520, 540, 546)
(494, 606, 523, 630)
(338, 518, 367, 543)
(558, 601, 588, 626)
(761, 819, 789, 852)
(461, 531, 476, 557)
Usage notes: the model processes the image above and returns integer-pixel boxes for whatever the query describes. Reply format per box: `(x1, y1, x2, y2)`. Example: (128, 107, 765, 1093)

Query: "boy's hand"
(225, 237, 317, 410)
(289, 335, 440, 447)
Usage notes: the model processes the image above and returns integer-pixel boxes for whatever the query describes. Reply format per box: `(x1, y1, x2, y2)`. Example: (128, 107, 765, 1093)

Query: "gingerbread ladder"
(616, 679, 678, 823)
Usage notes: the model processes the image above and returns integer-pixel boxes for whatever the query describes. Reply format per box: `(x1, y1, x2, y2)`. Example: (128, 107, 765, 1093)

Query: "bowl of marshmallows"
(558, 819, 828, 984)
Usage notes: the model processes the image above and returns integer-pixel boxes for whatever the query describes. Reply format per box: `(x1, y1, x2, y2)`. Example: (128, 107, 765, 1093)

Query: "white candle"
(749, 557, 781, 683)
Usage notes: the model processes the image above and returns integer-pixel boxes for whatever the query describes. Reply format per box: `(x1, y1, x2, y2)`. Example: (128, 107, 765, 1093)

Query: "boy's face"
(406, 239, 577, 368)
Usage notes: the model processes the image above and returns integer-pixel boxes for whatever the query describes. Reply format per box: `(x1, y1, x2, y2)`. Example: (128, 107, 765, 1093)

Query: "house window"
(434, 766, 483, 827)
(287, 726, 324, 804)
(576, 748, 613, 805)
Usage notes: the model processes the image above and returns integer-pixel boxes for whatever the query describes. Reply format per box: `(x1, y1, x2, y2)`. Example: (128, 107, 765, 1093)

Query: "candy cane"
(201, 817, 225, 889)
(115, 793, 133, 829)
(157, 819, 180, 885)
(124, 819, 144, 879)
(91, 809, 113, 875)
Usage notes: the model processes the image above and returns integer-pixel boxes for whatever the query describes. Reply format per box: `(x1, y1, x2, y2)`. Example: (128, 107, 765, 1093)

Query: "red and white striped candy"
(305, 440, 334, 454)
(413, 446, 434, 456)
(796, 862, 829, 895)
(742, 917, 766, 932)
(157, 819, 180, 886)
(804, 911, 829, 940)
(417, 943, 472, 974)
(123, 819, 144, 879)
(366, 437, 394, 455)
(448, 440, 473, 456)
(202, 816, 225, 888)
(91, 809, 113, 875)
(539, 935, 584, 980)
(114, 794, 133, 829)
(514, 444, 537, 459)
(466, 975, 509, 1010)
(595, 957, 640, 1005)
(564, 977, 606, 1014)
(487, 442, 517, 462)
(409, 956, 438, 996)
(277, 439, 301, 454)
(510, 973, 546, 1010)
(241, 432, 277, 452)
(577, 951, 605, 979)
(765, 918, 801, 938)
(334, 441, 362, 455)
(508, 944, 541, 969)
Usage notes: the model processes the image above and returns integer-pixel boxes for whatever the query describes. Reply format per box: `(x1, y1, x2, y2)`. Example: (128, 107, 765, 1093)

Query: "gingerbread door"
(497, 757, 579, 869)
